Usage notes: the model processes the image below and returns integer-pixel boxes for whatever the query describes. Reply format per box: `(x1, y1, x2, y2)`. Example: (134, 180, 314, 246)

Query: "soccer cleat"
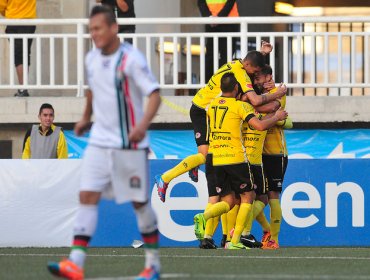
(262, 239, 280, 250)
(199, 238, 217, 249)
(225, 242, 250, 250)
(220, 234, 227, 248)
(188, 167, 199, 182)
(135, 267, 160, 280)
(47, 259, 84, 280)
(261, 231, 271, 246)
(155, 175, 168, 202)
(193, 213, 206, 240)
(240, 234, 263, 248)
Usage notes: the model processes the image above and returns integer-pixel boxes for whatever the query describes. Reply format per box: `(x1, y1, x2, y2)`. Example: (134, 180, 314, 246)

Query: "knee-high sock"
(243, 200, 266, 235)
(231, 203, 252, 245)
(204, 203, 214, 239)
(221, 214, 228, 237)
(204, 201, 230, 221)
(69, 204, 98, 268)
(162, 153, 205, 183)
(212, 216, 220, 235)
(226, 205, 239, 241)
(135, 203, 160, 271)
(269, 199, 282, 244)
(256, 210, 270, 232)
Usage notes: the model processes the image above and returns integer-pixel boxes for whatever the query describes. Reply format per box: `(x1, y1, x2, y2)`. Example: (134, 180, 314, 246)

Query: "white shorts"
(80, 145, 149, 204)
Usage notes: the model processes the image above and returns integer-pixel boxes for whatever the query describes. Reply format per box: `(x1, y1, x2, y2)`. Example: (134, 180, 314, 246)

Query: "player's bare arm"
(129, 90, 161, 143)
(254, 100, 281, 113)
(74, 90, 93, 136)
(243, 83, 286, 107)
(247, 109, 288, 131)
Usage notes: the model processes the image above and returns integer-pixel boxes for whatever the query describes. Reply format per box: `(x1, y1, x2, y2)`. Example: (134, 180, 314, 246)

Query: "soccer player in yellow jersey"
(248, 65, 290, 250)
(193, 72, 288, 249)
(155, 49, 287, 203)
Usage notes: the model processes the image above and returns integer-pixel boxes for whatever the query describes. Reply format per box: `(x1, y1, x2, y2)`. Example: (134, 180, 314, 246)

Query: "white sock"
(69, 204, 98, 268)
(134, 203, 160, 271)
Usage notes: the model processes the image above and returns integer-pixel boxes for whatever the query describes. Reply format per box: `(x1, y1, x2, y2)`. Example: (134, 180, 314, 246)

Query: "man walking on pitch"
(47, 6, 161, 280)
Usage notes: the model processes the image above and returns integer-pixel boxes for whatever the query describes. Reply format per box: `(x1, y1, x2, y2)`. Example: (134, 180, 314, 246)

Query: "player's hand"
(129, 124, 146, 143)
(74, 119, 91, 136)
(264, 78, 276, 91)
(275, 109, 288, 121)
(275, 83, 287, 98)
(260, 40, 273, 55)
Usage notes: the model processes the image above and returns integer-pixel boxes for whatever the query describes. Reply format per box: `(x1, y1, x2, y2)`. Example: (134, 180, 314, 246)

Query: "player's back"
(192, 60, 253, 109)
(208, 96, 255, 166)
(243, 118, 267, 165)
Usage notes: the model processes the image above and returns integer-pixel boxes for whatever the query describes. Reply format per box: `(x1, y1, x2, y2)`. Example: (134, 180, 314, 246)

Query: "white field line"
(1, 253, 370, 260)
(87, 274, 370, 280)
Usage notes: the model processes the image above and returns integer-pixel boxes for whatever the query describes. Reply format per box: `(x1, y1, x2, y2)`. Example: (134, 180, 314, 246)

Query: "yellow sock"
(269, 199, 282, 243)
(221, 214, 228, 237)
(212, 216, 220, 235)
(162, 153, 205, 183)
(226, 205, 239, 241)
(204, 201, 230, 221)
(243, 200, 266, 235)
(231, 203, 252, 245)
(242, 202, 254, 236)
(204, 203, 214, 239)
(256, 211, 270, 232)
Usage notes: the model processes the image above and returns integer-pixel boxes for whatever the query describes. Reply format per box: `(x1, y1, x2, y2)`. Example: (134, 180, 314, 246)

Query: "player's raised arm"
(244, 83, 287, 107)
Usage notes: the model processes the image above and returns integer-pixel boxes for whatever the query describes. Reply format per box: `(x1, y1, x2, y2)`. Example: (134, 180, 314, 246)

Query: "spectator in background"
(198, 0, 240, 81)
(22, 103, 68, 159)
(97, 0, 135, 43)
(5, 0, 37, 97)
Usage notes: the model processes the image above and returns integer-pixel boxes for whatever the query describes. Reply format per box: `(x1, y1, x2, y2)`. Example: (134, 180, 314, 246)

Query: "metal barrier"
(0, 16, 369, 96)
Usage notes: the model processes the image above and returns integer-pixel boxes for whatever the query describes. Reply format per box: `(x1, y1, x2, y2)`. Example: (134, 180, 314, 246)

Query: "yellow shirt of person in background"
(5, 0, 36, 19)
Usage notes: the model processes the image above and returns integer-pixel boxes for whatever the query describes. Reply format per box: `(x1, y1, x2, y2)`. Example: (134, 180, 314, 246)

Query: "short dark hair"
(221, 72, 238, 93)
(39, 103, 54, 115)
(244, 50, 265, 68)
(90, 5, 117, 26)
(259, 64, 273, 76)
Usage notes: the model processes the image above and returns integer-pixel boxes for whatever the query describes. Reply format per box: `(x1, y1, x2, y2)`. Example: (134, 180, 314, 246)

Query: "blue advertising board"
(65, 129, 370, 159)
(91, 159, 370, 247)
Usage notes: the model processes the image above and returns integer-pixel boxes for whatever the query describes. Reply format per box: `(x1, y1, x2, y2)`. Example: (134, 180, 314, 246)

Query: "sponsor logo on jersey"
(247, 83, 253, 88)
(219, 99, 226, 104)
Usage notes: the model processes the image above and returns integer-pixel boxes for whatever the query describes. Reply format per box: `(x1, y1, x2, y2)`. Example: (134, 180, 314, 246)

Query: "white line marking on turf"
(86, 274, 370, 280)
(2, 253, 370, 261)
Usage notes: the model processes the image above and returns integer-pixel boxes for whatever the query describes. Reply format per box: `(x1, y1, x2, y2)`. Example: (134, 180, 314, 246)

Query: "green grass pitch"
(1, 247, 370, 279)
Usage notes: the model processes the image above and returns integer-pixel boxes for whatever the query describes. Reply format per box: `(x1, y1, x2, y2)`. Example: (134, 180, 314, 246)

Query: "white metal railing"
(0, 16, 369, 96)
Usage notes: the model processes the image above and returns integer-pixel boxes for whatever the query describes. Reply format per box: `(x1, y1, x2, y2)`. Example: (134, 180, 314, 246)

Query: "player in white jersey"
(47, 6, 161, 280)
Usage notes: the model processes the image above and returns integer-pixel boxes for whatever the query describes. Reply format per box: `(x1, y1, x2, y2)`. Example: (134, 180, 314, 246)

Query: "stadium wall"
(0, 159, 368, 247)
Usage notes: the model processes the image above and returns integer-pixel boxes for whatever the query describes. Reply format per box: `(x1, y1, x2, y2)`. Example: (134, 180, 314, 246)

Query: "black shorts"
(262, 155, 288, 193)
(206, 154, 254, 197)
(190, 104, 209, 146)
(5, 25, 36, 67)
(250, 164, 268, 195)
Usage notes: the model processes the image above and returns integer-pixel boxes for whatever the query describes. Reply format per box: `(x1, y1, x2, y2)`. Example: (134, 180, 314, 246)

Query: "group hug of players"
(155, 41, 292, 250)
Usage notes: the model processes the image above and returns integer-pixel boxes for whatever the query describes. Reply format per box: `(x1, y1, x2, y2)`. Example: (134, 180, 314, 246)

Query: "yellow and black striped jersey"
(192, 60, 254, 109)
(208, 96, 255, 165)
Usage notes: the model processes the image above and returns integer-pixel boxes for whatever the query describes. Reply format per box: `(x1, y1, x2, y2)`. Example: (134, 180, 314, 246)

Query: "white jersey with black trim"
(85, 42, 159, 149)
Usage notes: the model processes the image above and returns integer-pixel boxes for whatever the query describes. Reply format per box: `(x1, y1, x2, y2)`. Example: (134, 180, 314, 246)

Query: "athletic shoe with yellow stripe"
(47, 259, 84, 280)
